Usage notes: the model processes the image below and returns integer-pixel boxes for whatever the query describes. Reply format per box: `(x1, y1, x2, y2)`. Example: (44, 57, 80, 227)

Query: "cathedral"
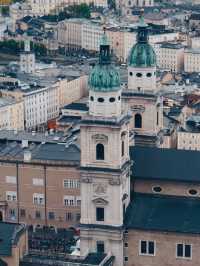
(78, 15, 200, 266)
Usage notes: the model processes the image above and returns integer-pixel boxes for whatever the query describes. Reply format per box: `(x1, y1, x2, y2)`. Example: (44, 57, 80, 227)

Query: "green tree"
(65, 3, 91, 18)
(1, 6, 9, 16)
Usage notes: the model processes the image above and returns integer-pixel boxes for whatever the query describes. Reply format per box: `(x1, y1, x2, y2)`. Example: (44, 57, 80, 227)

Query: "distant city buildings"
(154, 42, 184, 72)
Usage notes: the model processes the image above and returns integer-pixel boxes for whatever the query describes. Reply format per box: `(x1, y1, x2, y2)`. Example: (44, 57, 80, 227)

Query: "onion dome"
(129, 15, 156, 68)
(88, 33, 120, 92)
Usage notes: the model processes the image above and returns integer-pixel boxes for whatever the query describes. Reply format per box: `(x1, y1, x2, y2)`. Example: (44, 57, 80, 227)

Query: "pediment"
(92, 134, 108, 142)
(92, 197, 108, 205)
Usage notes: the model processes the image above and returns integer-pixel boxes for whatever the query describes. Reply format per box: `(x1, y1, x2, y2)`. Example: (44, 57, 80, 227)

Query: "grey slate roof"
(130, 146, 200, 183)
(125, 193, 200, 234)
(63, 103, 89, 111)
(32, 143, 80, 162)
(0, 222, 25, 256)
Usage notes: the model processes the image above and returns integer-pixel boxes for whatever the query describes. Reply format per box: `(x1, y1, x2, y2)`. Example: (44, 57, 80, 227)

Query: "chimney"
(24, 150, 31, 162)
(21, 139, 28, 148)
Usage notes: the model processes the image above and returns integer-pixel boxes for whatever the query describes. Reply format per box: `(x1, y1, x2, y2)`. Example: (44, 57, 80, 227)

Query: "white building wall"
(20, 53, 35, 74)
(184, 49, 200, 73)
(154, 43, 184, 72)
(178, 131, 200, 151)
(24, 88, 48, 129)
(81, 22, 103, 52)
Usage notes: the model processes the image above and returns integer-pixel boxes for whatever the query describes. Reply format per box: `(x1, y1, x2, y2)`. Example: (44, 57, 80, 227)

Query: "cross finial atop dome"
(138, 8, 148, 28)
(99, 29, 111, 65)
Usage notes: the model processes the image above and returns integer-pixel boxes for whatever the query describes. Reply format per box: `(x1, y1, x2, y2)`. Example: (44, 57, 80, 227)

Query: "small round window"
(98, 98, 104, 103)
(90, 96, 94, 101)
(136, 73, 142, 78)
(152, 186, 162, 193)
(109, 97, 115, 103)
(188, 189, 198, 196)
(118, 96, 121, 101)
(147, 73, 152, 77)
(129, 72, 133, 76)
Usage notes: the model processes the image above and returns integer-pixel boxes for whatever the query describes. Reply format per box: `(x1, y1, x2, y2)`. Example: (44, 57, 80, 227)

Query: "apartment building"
(57, 19, 83, 50)
(0, 139, 81, 228)
(81, 21, 103, 52)
(154, 42, 184, 72)
(177, 130, 200, 150)
(0, 75, 88, 130)
(184, 48, 200, 73)
(28, 0, 107, 17)
(0, 97, 24, 130)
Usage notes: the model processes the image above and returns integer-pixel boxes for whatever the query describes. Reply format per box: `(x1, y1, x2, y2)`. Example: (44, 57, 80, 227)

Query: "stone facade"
(123, 94, 163, 134)
(0, 161, 81, 228)
(125, 230, 199, 266)
(134, 179, 200, 198)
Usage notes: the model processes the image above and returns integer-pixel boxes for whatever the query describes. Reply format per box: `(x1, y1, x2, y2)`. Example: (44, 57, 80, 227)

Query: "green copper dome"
(89, 64, 120, 91)
(129, 14, 156, 68)
(88, 33, 120, 92)
(129, 43, 156, 67)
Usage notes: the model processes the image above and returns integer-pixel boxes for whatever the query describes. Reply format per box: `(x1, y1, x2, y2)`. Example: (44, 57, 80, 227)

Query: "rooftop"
(160, 42, 184, 49)
(21, 252, 113, 266)
(0, 97, 18, 107)
(63, 103, 89, 112)
(125, 193, 200, 234)
(0, 222, 26, 256)
(130, 146, 200, 183)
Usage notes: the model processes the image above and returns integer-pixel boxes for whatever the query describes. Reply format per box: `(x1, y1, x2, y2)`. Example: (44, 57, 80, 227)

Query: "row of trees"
(0, 40, 47, 56)
(42, 3, 91, 22)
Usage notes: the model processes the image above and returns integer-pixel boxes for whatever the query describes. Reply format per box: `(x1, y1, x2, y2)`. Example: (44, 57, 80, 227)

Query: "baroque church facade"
(78, 17, 162, 265)
(77, 15, 200, 266)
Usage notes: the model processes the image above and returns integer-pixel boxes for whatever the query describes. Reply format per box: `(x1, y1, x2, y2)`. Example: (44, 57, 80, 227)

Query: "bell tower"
(20, 36, 35, 74)
(123, 13, 163, 147)
(80, 32, 131, 266)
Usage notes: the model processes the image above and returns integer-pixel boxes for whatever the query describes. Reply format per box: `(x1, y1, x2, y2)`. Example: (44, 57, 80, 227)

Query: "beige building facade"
(184, 48, 200, 73)
(57, 18, 83, 50)
(0, 150, 81, 228)
(154, 42, 184, 72)
(0, 97, 24, 130)
(177, 131, 200, 150)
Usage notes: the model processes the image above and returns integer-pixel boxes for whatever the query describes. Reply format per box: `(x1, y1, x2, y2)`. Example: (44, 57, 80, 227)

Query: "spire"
(99, 27, 111, 65)
(137, 9, 149, 44)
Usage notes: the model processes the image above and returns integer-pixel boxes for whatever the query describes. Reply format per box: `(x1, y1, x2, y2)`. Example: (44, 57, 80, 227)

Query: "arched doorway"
(0, 211, 3, 221)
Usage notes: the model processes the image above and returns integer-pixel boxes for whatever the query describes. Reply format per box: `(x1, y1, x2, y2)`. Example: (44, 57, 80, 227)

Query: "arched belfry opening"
(96, 143, 105, 160)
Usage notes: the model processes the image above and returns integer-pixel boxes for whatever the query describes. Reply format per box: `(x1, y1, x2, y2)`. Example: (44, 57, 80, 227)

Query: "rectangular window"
(176, 244, 191, 259)
(97, 241, 105, 253)
(76, 213, 81, 222)
(6, 176, 16, 184)
(140, 240, 155, 256)
(6, 191, 17, 201)
(63, 179, 80, 189)
(63, 196, 75, 206)
(9, 208, 16, 219)
(20, 209, 26, 218)
(96, 207, 104, 222)
(33, 193, 44, 205)
(66, 212, 73, 221)
(35, 210, 41, 219)
(33, 178, 44, 186)
(48, 212, 55, 220)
